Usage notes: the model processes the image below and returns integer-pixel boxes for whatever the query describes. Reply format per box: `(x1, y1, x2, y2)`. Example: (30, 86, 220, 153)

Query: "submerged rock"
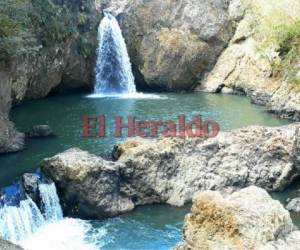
(26, 125, 54, 138)
(174, 186, 300, 250)
(0, 238, 23, 250)
(42, 123, 300, 218)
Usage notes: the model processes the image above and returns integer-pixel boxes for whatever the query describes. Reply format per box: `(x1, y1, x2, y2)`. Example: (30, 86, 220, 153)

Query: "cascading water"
(39, 183, 63, 222)
(0, 198, 44, 242)
(0, 179, 97, 250)
(0, 181, 63, 244)
(94, 11, 136, 94)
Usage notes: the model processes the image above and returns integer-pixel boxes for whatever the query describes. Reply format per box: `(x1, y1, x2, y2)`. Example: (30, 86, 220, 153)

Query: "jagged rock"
(99, 0, 235, 90)
(21, 173, 40, 207)
(41, 148, 134, 219)
(286, 197, 300, 212)
(111, 140, 138, 161)
(26, 125, 54, 138)
(0, 117, 25, 154)
(0, 75, 25, 154)
(42, 124, 300, 218)
(174, 186, 300, 250)
(0, 238, 23, 250)
(198, 0, 300, 121)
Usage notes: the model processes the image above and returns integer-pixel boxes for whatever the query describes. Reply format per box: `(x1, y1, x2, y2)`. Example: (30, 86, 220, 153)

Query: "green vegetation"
(0, 0, 37, 60)
(29, 0, 76, 46)
(255, 1, 300, 90)
(0, 0, 96, 61)
(268, 20, 300, 89)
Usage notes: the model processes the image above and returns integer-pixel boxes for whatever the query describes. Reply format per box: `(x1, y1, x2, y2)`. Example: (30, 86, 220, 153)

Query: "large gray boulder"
(41, 123, 300, 218)
(41, 148, 134, 219)
(26, 125, 54, 138)
(98, 0, 235, 90)
(174, 186, 300, 250)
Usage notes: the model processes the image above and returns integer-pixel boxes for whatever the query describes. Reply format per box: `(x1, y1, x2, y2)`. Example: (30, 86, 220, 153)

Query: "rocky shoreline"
(198, 0, 300, 121)
(37, 123, 300, 248)
(40, 123, 300, 213)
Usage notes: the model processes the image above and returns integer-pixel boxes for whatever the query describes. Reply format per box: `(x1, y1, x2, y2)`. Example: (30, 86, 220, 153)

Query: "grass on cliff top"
(0, 0, 78, 61)
(254, 0, 300, 90)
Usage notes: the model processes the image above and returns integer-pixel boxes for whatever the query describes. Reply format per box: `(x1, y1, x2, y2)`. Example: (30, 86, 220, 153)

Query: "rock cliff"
(0, 0, 100, 153)
(99, 0, 235, 90)
(199, 0, 300, 121)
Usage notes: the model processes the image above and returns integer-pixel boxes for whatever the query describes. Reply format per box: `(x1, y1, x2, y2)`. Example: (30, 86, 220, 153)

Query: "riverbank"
(198, 0, 300, 121)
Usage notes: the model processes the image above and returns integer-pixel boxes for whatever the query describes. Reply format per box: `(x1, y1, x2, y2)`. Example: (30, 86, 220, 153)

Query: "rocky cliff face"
(41, 123, 300, 219)
(174, 186, 300, 250)
(99, 0, 235, 91)
(199, 0, 300, 121)
(0, 0, 100, 153)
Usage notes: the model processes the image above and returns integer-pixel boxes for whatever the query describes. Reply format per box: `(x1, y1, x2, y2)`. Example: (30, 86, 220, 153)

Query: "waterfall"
(0, 181, 63, 244)
(0, 198, 44, 243)
(94, 11, 136, 94)
(39, 183, 63, 222)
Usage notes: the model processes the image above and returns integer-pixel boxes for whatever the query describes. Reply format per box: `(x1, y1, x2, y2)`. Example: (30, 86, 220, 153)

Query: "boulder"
(99, 0, 235, 90)
(21, 173, 41, 207)
(174, 186, 300, 250)
(42, 124, 300, 218)
(41, 148, 134, 219)
(286, 197, 300, 213)
(26, 125, 54, 138)
(0, 238, 23, 250)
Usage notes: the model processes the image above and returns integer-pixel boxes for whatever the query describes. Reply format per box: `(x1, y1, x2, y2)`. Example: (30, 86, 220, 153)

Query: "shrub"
(0, 0, 37, 60)
(254, 1, 300, 90)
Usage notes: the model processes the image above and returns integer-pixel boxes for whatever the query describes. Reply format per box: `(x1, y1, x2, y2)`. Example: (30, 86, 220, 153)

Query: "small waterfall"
(0, 198, 44, 243)
(39, 183, 63, 222)
(0, 181, 63, 244)
(94, 11, 136, 94)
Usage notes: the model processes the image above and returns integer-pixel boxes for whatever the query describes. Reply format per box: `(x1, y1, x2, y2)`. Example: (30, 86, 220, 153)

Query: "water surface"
(0, 92, 293, 249)
(0, 92, 288, 187)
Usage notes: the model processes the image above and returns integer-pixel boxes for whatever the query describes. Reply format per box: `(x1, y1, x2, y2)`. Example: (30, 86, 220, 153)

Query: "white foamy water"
(0, 181, 67, 246)
(39, 183, 63, 222)
(19, 218, 98, 250)
(86, 92, 168, 100)
(0, 198, 44, 243)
